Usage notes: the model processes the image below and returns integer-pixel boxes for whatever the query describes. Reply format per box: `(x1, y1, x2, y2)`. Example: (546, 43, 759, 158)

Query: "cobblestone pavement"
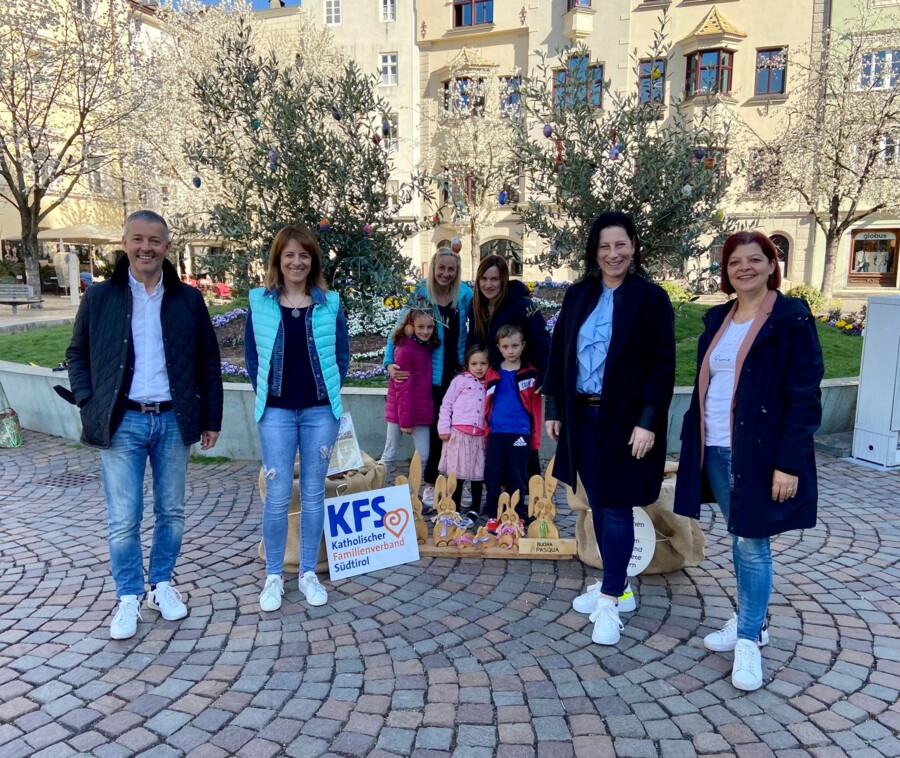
(1, 432, 898, 758)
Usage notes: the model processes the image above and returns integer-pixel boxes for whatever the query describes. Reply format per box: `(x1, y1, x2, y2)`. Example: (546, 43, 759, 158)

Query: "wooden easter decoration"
(473, 525, 494, 550)
(432, 473, 465, 547)
(495, 491, 522, 550)
(395, 451, 428, 545)
(527, 461, 561, 539)
(519, 456, 576, 557)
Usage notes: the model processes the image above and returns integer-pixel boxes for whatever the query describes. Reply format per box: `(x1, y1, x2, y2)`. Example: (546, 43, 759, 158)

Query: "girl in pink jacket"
(438, 346, 490, 522)
(382, 308, 439, 485)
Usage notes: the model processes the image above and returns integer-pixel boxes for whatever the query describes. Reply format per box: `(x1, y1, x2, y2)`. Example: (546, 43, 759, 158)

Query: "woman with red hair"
(675, 231, 824, 692)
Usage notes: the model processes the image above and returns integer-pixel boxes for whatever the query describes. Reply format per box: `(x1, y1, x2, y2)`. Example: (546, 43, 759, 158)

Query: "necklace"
(282, 291, 309, 318)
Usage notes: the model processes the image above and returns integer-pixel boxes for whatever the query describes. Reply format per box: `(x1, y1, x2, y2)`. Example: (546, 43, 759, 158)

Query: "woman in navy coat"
(674, 230, 824, 692)
(544, 212, 675, 647)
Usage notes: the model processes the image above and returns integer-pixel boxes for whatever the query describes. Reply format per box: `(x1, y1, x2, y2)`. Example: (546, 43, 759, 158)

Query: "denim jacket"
(245, 286, 349, 421)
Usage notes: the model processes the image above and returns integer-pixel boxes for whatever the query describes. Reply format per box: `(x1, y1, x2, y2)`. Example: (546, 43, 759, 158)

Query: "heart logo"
(383, 508, 409, 538)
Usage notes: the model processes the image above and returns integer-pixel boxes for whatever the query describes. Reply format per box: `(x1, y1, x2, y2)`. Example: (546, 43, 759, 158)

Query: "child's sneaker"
(422, 485, 435, 506)
(457, 516, 474, 529)
(589, 598, 624, 646)
(467, 510, 480, 525)
(732, 639, 764, 691)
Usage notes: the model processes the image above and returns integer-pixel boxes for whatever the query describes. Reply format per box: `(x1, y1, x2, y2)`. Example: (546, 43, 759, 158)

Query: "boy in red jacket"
(483, 323, 542, 523)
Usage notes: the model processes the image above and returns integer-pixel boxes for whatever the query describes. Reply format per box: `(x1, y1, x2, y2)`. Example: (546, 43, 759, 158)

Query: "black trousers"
(484, 432, 530, 521)
(423, 383, 450, 485)
(453, 480, 484, 514)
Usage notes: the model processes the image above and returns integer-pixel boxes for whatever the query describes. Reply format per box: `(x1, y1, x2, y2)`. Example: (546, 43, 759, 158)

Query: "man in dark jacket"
(67, 210, 223, 640)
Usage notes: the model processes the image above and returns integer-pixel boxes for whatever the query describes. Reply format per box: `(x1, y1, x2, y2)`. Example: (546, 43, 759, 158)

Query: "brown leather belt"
(575, 393, 602, 407)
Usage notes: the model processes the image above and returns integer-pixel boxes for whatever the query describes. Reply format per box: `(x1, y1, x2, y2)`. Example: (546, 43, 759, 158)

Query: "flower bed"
(818, 315, 865, 336)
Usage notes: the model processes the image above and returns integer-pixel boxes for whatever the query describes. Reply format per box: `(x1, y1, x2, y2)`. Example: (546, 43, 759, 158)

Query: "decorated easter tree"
(184, 18, 427, 308)
(512, 17, 736, 283)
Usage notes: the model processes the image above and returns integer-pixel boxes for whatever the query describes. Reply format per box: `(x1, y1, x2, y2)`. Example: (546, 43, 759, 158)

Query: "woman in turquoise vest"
(245, 225, 349, 613)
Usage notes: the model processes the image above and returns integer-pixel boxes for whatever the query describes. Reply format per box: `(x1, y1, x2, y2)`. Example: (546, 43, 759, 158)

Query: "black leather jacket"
(66, 257, 223, 448)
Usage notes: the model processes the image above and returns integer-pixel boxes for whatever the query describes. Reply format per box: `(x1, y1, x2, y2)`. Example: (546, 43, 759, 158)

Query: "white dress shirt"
(127, 269, 171, 403)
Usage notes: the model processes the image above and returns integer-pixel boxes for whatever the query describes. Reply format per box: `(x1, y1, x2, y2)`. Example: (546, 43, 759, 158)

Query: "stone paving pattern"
(1, 431, 899, 758)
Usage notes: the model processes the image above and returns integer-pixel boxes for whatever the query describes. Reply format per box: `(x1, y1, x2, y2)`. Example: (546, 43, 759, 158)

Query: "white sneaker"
(110, 596, 141, 640)
(147, 581, 188, 621)
(422, 485, 435, 506)
(572, 581, 637, 614)
(589, 598, 624, 646)
(704, 612, 769, 652)
(259, 575, 284, 612)
(732, 638, 764, 691)
(299, 571, 328, 607)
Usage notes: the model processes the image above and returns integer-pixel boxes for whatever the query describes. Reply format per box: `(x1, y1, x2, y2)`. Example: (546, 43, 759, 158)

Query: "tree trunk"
(18, 208, 43, 307)
(820, 231, 839, 299)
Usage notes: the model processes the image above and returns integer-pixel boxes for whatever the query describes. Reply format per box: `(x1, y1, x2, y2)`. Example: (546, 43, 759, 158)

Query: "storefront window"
(849, 230, 898, 287)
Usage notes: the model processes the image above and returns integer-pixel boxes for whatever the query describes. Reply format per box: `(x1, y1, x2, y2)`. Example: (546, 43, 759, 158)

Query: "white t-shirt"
(704, 319, 753, 447)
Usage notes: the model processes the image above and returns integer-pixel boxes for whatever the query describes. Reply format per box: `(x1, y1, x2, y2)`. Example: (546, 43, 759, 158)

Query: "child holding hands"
(484, 323, 543, 523)
(438, 346, 490, 524)
(382, 307, 439, 486)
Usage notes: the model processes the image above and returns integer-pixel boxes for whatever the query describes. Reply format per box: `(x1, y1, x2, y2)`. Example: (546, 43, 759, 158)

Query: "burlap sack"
(567, 462, 705, 574)
(257, 451, 387, 572)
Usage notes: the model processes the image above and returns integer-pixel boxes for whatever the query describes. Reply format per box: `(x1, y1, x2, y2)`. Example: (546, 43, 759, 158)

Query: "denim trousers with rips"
(257, 405, 340, 575)
(704, 445, 773, 642)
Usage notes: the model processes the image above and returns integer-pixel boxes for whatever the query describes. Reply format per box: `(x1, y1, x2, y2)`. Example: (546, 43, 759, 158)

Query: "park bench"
(0, 283, 41, 315)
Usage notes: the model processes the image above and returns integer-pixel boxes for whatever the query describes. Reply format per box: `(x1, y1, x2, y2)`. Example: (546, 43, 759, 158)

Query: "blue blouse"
(576, 285, 616, 394)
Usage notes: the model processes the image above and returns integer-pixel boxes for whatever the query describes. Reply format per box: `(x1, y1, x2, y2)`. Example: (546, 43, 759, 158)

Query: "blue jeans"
(257, 406, 340, 574)
(704, 446, 772, 642)
(99, 410, 191, 598)
(575, 406, 635, 598)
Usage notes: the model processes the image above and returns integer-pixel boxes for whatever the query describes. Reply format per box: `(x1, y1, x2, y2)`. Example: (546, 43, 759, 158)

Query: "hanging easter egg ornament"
(251, 118, 260, 130)
(451, 237, 462, 253)
(245, 70, 256, 86)
(694, 148, 706, 160)
(332, 107, 342, 121)
(319, 218, 331, 232)
(267, 148, 280, 171)
(650, 66, 661, 80)
(363, 223, 373, 237)
(608, 145, 620, 160)
(498, 191, 508, 206)
(543, 123, 553, 139)
(682, 183, 693, 196)
(192, 175, 201, 189)
(373, 132, 381, 145)
(382, 121, 391, 135)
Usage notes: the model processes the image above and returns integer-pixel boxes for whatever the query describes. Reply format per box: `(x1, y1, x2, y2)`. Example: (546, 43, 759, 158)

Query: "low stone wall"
(0, 359, 860, 461)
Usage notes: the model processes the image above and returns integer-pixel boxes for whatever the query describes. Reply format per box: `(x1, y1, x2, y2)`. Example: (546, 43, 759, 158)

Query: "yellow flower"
(845, 324, 853, 331)
(835, 320, 846, 328)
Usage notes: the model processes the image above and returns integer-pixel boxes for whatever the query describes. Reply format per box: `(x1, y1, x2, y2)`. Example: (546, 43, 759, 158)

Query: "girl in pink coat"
(382, 308, 439, 485)
(438, 346, 490, 523)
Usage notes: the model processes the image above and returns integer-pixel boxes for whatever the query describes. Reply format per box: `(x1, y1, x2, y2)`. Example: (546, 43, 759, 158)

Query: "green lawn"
(0, 301, 863, 385)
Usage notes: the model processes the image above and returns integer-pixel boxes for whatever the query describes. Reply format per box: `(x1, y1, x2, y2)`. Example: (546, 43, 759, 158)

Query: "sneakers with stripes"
(572, 581, 637, 614)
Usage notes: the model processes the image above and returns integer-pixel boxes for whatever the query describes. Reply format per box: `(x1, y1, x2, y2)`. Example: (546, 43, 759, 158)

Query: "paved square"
(0, 431, 898, 757)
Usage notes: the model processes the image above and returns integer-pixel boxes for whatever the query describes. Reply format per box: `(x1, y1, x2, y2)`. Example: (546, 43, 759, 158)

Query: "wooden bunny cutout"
(527, 457, 560, 539)
(496, 491, 522, 550)
(395, 451, 427, 545)
(472, 525, 494, 550)
(432, 472, 464, 547)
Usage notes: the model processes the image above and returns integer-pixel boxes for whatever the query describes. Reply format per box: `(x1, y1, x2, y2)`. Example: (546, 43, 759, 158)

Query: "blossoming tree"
(0, 0, 147, 296)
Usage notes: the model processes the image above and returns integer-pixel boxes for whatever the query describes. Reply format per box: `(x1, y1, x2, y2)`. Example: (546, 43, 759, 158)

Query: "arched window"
(769, 234, 789, 276)
(480, 239, 523, 276)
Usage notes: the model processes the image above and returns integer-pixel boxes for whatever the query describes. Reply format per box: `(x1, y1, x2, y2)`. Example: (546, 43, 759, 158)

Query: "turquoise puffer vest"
(249, 287, 343, 421)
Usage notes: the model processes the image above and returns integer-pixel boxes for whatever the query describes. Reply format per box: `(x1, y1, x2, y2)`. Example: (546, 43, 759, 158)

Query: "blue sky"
(200, 0, 300, 9)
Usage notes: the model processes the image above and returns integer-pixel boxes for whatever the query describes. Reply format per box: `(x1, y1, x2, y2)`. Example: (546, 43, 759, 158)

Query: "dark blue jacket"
(543, 274, 675, 508)
(66, 257, 223, 449)
(674, 292, 824, 538)
(465, 280, 551, 387)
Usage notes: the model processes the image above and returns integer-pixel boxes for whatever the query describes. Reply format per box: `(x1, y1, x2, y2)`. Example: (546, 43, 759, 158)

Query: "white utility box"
(852, 295, 900, 468)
